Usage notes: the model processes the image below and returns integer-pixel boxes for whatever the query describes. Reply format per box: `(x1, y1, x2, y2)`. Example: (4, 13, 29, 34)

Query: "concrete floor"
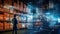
(0, 30, 27, 34)
(0, 29, 58, 34)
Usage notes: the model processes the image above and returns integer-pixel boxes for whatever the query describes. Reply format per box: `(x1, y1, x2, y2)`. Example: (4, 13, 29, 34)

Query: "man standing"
(12, 14, 18, 34)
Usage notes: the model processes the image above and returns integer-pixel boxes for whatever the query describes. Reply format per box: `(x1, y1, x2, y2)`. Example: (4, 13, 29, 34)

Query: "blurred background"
(0, 0, 60, 34)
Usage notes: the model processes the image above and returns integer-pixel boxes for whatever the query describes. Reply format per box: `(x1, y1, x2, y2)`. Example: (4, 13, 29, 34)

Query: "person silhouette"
(12, 14, 18, 34)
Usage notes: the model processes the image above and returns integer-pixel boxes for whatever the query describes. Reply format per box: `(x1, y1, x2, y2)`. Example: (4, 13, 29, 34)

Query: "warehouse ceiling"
(20, 0, 60, 7)
(2, 0, 60, 7)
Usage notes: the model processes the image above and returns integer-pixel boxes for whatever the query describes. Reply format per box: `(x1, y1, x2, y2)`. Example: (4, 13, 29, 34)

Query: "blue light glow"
(46, 13, 58, 21)
(20, 14, 27, 22)
(27, 14, 33, 22)
(45, 12, 51, 16)
(58, 18, 60, 23)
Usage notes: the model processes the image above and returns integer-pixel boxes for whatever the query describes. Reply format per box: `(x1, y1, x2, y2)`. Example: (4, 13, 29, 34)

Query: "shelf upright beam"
(12, 0, 14, 6)
(3, 13, 5, 30)
(2, 0, 4, 30)
(1, 0, 4, 7)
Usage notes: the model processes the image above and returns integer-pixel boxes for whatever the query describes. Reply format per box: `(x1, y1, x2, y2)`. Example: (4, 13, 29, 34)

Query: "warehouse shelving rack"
(0, 0, 27, 31)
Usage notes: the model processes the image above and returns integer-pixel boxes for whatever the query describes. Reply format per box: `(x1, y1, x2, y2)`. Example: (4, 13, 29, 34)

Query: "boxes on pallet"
(17, 23, 22, 29)
(9, 23, 13, 30)
(0, 22, 3, 30)
(4, 22, 9, 30)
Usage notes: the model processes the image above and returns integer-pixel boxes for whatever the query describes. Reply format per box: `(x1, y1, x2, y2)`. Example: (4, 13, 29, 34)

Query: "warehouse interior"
(0, 0, 60, 34)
